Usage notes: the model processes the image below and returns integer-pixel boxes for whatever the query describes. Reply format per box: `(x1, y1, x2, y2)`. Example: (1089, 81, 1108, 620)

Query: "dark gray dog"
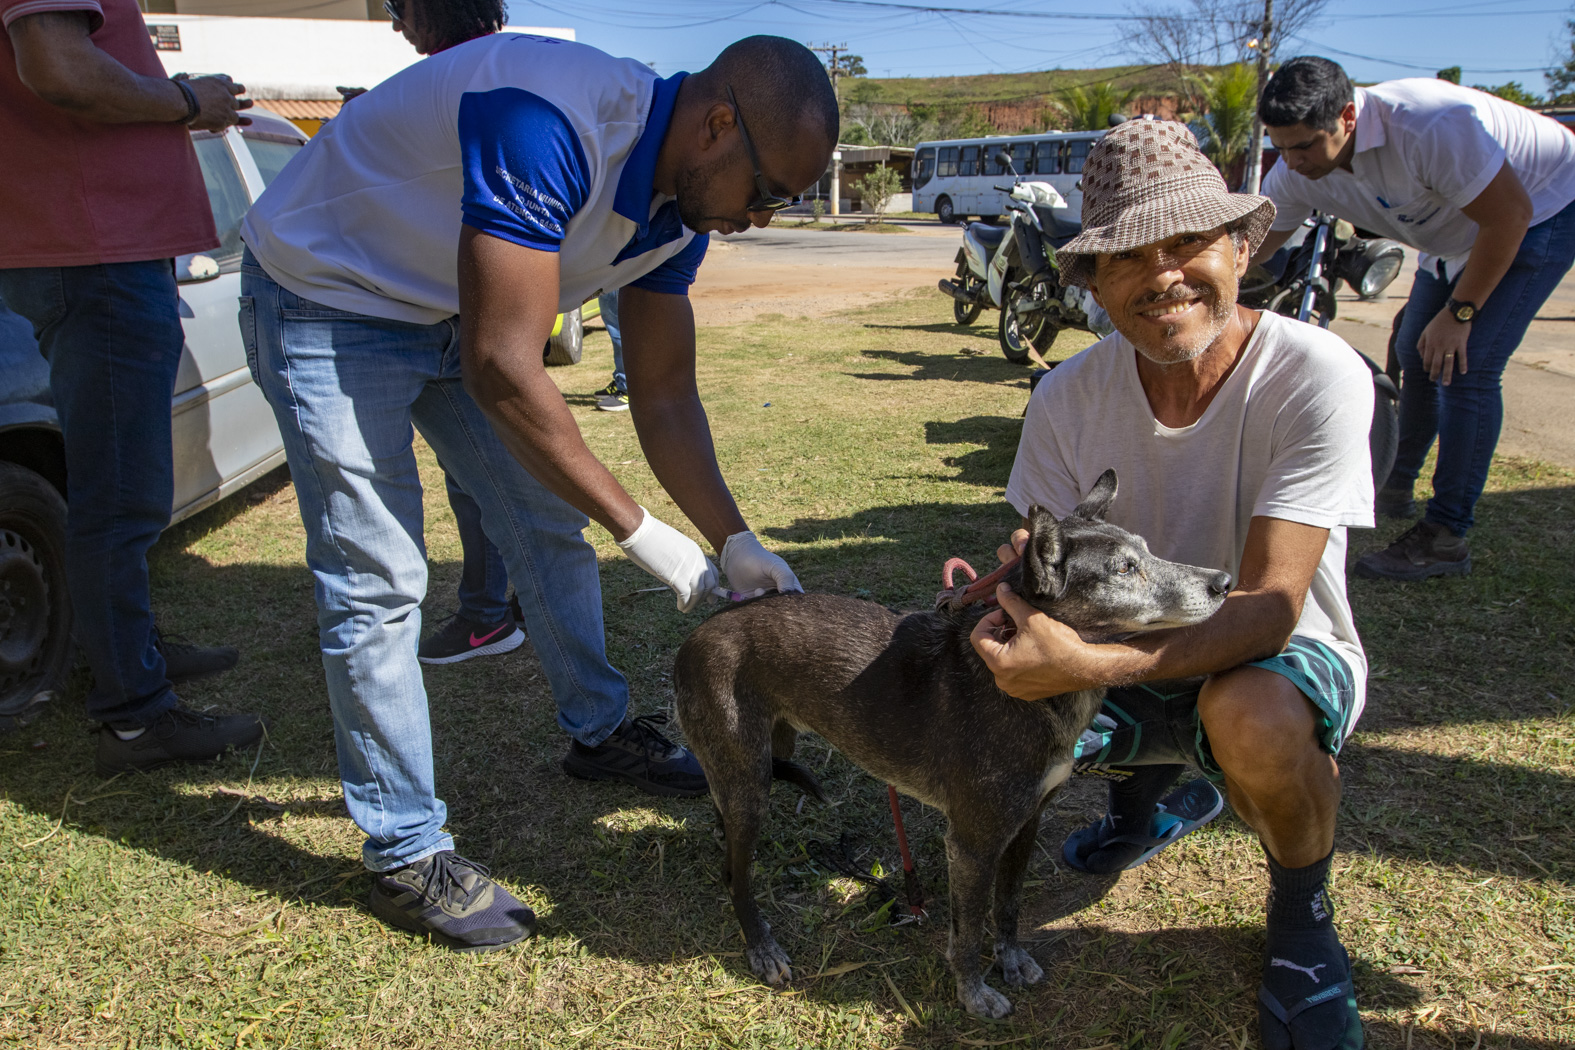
(674, 470, 1231, 1018)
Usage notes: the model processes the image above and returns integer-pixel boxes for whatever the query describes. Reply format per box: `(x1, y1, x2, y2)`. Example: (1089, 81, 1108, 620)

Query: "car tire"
(0, 461, 72, 729)
(543, 308, 583, 367)
(936, 197, 956, 224)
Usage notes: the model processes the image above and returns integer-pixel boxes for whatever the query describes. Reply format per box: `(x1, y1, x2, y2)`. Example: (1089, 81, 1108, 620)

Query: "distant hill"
(845, 65, 1192, 107)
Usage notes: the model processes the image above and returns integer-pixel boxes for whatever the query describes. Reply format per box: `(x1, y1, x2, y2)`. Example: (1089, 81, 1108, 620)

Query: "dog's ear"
(1072, 469, 1118, 522)
(1024, 506, 1066, 598)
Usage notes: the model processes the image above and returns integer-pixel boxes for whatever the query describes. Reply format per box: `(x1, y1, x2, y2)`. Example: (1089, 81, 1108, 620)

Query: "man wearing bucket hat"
(973, 120, 1372, 1050)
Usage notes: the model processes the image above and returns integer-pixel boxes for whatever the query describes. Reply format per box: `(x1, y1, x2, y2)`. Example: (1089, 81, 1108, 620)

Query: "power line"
(1302, 40, 1556, 74)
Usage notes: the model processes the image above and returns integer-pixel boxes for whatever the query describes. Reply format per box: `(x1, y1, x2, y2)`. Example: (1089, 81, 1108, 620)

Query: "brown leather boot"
(1354, 520, 1470, 581)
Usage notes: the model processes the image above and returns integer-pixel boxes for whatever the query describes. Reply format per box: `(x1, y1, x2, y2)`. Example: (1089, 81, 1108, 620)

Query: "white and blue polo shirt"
(240, 33, 707, 325)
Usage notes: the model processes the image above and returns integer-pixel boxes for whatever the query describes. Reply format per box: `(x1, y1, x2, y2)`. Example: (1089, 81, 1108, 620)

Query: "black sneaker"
(96, 703, 267, 775)
(153, 627, 239, 684)
(562, 713, 708, 797)
(417, 613, 526, 665)
(595, 389, 630, 412)
(370, 850, 536, 952)
(594, 377, 622, 398)
(1354, 520, 1471, 581)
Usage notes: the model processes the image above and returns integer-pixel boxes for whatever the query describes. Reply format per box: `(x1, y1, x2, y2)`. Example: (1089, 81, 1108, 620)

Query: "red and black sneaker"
(417, 613, 526, 665)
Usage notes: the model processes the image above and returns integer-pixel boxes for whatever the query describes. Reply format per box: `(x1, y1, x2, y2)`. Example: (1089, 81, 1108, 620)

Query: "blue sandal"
(1259, 947, 1363, 1049)
(1062, 778, 1223, 873)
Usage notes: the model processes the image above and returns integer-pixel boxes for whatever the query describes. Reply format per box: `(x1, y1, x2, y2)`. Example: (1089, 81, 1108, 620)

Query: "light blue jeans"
(240, 252, 628, 870)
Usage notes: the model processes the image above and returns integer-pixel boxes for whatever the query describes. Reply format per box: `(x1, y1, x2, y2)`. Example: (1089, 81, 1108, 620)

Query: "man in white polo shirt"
(1255, 57, 1575, 581)
(239, 34, 836, 951)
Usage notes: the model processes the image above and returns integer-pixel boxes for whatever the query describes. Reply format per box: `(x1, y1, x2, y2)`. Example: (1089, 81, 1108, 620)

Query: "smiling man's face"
(1089, 226, 1251, 365)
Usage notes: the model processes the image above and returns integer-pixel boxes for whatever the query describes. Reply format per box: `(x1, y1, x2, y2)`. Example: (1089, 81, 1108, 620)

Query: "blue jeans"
(442, 468, 510, 623)
(599, 290, 625, 392)
(444, 291, 627, 620)
(1388, 199, 1575, 535)
(0, 261, 182, 725)
(240, 253, 628, 870)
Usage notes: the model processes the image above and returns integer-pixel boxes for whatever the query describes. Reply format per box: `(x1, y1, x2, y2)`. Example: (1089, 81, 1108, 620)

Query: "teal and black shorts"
(1071, 635, 1361, 783)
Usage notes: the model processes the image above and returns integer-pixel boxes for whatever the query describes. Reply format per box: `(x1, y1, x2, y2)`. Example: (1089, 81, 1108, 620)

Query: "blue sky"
(505, 0, 1572, 93)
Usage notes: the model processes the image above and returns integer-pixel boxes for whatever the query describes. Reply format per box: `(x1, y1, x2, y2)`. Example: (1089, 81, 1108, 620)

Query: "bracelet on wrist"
(170, 74, 200, 125)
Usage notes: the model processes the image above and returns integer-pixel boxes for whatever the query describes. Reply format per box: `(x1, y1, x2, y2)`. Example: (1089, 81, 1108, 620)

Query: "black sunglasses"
(383, 0, 403, 20)
(726, 85, 801, 213)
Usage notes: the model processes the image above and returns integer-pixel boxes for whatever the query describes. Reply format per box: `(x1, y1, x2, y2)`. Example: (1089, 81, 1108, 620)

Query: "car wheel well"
(0, 428, 66, 498)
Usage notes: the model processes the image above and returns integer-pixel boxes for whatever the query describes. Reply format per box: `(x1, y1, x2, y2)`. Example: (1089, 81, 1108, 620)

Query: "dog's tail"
(771, 759, 829, 804)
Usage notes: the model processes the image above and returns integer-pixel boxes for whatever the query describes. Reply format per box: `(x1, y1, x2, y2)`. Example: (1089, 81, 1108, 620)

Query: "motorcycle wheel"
(998, 289, 1055, 365)
(1267, 282, 1338, 328)
(954, 298, 982, 326)
(1358, 352, 1401, 488)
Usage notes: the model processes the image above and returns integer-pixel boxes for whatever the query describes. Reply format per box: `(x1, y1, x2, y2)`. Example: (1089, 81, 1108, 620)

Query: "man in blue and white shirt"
(239, 34, 837, 951)
(1255, 57, 1575, 582)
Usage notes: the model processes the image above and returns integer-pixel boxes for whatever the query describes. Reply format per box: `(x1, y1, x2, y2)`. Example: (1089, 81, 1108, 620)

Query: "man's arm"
(1414, 159, 1534, 385)
(971, 515, 1329, 699)
(457, 227, 645, 541)
(9, 11, 249, 129)
(618, 285, 748, 552)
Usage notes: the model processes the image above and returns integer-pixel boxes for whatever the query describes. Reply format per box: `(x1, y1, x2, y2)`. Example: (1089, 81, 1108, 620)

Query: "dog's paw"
(996, 944, 1044, 987)
(957, 978, 1014, 1019)
(746, 939, 793, 987)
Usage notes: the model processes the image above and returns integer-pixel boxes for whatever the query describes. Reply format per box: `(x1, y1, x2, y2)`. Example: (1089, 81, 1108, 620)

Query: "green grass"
(3, 291, 1572, 1048)
(848, 67, 1189, 107)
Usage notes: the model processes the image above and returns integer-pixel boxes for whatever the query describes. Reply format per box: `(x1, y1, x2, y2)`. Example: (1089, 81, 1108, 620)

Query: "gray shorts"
(1072, 636, 1360, 783)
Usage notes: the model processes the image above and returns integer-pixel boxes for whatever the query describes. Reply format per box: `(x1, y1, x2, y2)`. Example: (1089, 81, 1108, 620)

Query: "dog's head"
(1016, 469, 1231, 637)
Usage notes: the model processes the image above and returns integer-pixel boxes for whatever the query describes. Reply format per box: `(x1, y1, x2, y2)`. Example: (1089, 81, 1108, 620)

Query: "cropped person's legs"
(0, 262, 259, 770)
(595, 290, 629, 411)
(444, 468, 511, 624)
(1199, 654, 1361, 1050)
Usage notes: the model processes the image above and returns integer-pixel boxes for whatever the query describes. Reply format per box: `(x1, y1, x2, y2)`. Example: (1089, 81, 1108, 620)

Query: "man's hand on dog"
(972, 529, 1102, 699)
(970, 583, 1098, 699)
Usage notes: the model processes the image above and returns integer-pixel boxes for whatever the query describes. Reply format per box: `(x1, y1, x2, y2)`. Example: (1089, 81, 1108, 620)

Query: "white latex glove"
(719, 530, 803, 596)
(617, 507, 719, 613)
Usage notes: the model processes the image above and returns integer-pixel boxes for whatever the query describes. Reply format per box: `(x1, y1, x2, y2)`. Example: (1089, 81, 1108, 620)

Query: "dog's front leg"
(992, 811, 1046, 988)
(945, 835, 1014, 1019)
(717, 795, 793, 986)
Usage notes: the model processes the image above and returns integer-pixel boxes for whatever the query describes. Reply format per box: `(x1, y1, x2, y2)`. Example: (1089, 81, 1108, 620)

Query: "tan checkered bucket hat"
(1055, 120, 1276, 289)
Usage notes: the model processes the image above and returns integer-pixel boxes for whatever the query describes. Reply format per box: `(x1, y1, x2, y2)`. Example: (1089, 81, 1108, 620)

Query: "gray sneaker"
(96, 703, 267, 776)
(562, 714, 708, 797)
(1354, 520, 1470, 581)
(370, 851, 536, 952)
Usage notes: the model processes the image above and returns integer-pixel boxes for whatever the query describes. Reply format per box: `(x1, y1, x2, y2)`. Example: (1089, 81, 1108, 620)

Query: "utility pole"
(1242, 0, 1273, 194)
(809, 42, 850, 103)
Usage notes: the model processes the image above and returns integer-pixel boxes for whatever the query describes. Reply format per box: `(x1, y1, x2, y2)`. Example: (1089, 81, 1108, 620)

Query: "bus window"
(1034, 141, 1061, 175)
(938, 146, 958, 177)
(1067, 139, 1092, 174)
(913, 147, 936, 189)
(959, 145, 980, 176)
(983, 145, 1008, 176)
(1009, 141, 1034, 176)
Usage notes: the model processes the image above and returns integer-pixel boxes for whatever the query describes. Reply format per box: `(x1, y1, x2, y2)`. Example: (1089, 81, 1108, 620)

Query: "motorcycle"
(1240, 211, 1407, 487)
(937, 153, 1110, 365)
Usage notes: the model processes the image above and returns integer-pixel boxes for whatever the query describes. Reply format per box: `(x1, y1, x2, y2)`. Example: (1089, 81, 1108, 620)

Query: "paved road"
(693, 227, 1574, 470)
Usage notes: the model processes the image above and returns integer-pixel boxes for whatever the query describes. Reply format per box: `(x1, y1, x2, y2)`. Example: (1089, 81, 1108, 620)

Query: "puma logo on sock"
(1270, 958, 1328, 983)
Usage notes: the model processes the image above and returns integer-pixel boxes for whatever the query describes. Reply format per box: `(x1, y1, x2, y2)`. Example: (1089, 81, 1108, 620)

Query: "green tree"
(1436, 65, 1462, 84)
(1191, 63, 1257, 173)
(838, 54, 868, 78)
(1470, 81, 1543, 107)
(856, 163, 903, 224)
(1055, 81, 1139, 131)
(1548, 19, 1575, 105)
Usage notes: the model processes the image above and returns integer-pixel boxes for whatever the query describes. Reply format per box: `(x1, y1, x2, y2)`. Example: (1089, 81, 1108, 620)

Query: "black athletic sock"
(1069, 764, 1183, 874)
(1260, 847, 1359, 1050)
(1108, 763, 1183, 832)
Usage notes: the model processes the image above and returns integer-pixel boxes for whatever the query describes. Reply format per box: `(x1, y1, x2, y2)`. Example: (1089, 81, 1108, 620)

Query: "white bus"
(911, 131, 1105, 224)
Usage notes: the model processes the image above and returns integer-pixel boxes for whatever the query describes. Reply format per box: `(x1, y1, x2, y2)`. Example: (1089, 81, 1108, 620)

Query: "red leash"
(879, 552, 1024, 921)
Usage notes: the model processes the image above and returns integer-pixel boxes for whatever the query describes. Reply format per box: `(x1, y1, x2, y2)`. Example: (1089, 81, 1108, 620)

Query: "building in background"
(138, 9, 573, 134)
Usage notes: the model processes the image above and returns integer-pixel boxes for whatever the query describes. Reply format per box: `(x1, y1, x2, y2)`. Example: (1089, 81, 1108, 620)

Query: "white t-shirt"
(1005, 311, 1375, 716)
(241, 34, 706, 325)
(1263, 79, 1575, 279)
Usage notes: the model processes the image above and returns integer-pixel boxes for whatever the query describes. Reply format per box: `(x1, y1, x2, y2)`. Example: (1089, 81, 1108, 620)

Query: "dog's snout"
(1208, 571, 1232, 597)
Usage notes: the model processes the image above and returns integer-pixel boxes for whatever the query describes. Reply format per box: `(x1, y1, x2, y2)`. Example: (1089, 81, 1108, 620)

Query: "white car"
(0, 110, 305, 726)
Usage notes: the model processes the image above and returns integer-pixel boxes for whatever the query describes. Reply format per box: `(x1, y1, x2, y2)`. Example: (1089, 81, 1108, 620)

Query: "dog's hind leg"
(945, 833, 1015, 1019)
(714, 766, 794, 987)
(992, 809, 1046, 988)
